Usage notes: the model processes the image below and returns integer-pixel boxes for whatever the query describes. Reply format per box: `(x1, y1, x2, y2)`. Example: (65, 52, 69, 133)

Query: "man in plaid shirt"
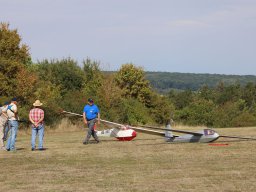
(29, 100, 45, 151)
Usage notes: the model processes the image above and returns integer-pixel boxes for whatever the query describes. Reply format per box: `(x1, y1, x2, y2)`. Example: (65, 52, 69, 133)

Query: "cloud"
(167, 19, 208, 29)
(201, 3, 256, 27)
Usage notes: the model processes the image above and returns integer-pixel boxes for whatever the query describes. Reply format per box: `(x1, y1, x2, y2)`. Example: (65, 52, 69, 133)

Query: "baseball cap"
(11, 97, 18, 102)
(4, 101, 9, 105)
(88, 98, 94, 103)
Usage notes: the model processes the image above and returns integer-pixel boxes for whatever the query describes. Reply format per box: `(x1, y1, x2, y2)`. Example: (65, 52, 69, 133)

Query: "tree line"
(1, 23, 256, 128)
(169, 82, 256, 127)
(145, 72, 256, 92)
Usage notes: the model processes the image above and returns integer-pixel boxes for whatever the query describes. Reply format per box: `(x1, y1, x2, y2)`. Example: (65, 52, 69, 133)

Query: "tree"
(175, 98, 215, 126)
(0, 57, 20, 96)
(242, 82, 256, 108)
(96, 74, 123, 122)
(173, 90, 193, 110)
(116, 98, 153, 125)
(198, 85, 215, 101)
(215, 82, 241, 105)
(149, 93, 174, 124)
(36, 58, 85, 95)
(115, 64, 152, 105)
(0, 23, 30, 64)
(82, 58, 103, 98)
(16, 67, 37, 103)
(0, 23, 35, 103)
(33, 80, 62, 125)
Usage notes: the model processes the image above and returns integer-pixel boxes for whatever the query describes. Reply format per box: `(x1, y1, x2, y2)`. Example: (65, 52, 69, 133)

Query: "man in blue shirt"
(82, 98, 100, 144)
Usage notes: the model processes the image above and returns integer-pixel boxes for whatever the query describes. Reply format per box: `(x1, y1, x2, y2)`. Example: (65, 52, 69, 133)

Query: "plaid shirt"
(29, 108, 44, 124)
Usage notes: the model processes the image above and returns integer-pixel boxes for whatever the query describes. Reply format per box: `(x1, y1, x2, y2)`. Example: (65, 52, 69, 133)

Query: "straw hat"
(33, 100, 43, 107)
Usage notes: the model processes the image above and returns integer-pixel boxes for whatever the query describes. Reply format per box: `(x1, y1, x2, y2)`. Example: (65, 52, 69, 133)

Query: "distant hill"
(103, 71, 256, 93)
(145, 72, 256, 93)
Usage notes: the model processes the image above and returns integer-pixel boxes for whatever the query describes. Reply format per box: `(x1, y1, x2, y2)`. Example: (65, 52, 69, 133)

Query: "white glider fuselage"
(165, 129, 220, 143)
(96, 127, 137, 141)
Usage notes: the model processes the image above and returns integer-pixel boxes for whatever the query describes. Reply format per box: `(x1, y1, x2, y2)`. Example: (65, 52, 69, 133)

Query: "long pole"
(219, 135, 256, 140)
(62, 110, 123, 127)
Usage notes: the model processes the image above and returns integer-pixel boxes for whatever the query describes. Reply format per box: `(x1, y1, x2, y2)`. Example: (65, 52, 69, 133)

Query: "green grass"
(0, 127, 256, 192)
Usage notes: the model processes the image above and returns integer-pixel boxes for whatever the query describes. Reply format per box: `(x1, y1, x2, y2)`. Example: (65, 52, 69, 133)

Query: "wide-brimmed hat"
(33, 100, 43, 107)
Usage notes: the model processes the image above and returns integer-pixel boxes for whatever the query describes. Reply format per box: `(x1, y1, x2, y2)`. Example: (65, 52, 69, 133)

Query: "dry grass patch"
(0, 126, 255, 192)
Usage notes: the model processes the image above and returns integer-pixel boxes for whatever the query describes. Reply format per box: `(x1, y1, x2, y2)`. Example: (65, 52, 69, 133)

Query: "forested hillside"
(145, 72, 256, 92)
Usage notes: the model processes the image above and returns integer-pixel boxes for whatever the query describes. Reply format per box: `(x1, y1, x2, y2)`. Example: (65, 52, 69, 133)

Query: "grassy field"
(0, 126, 256, 192)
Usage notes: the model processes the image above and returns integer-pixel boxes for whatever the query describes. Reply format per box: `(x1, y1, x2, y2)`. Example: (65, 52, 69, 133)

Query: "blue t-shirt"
(83, 104, 99, 120)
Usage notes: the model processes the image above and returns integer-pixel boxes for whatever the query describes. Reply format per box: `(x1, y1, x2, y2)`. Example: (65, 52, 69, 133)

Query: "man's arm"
(2, 111, 8, 119)
(83, 112, 87, 125)
(36, 111, 44, 126)
(10, 105, 18, 120)
(37, 116, 44, 124)
(29, 112, 36, 127)
(1, 107, 8, 119)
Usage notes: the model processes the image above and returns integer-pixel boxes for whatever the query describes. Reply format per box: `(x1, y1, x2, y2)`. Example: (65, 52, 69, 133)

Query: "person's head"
(4, 101, 9, 106)
(88, 98, 94, 105)
(11, 97, 18, 104)
(33, 100, 43, 108)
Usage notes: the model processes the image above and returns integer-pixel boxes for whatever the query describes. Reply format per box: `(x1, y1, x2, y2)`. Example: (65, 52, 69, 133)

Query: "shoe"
(83, 141, 88, 145)
(6, 148, 10, 151)
(31, 148, 35, 151)
(38, 148, 44, 151)
(1, 147, 7, 151)
(96, 140, 100, 144)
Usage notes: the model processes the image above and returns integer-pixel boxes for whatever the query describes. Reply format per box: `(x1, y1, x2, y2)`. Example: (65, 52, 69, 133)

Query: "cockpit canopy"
(204, 129, 216, 135)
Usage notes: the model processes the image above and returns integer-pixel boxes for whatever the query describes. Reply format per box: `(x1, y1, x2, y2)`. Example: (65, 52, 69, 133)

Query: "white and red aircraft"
(62, 111, 136, 141)
(62, 111, 256, 143)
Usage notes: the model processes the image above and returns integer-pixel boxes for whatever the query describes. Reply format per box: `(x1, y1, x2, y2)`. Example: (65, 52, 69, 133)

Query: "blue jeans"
(31, 124, 44, 149)
(6, 120, 19, 151)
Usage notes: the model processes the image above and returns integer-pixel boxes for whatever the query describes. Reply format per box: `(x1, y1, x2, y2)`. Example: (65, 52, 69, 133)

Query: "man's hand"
(34, 122, 38, 128)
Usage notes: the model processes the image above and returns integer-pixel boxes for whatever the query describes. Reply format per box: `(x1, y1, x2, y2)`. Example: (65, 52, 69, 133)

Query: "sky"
(1, 0, 256, 75)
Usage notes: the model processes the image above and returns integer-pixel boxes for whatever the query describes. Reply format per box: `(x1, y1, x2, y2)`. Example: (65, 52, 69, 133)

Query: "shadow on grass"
(94, 138, 164, 144)
(16, 147, 26, 151)
(14, 147, 49, 151)
(34, 148, 48, 151)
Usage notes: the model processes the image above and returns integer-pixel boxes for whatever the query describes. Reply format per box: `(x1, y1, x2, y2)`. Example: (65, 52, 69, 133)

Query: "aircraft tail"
(165, 123, 173, 141)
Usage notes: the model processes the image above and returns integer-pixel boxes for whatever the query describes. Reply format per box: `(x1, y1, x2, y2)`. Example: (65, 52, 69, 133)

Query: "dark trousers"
(3, 121, 10, 140)
(84, 119, 99, 142)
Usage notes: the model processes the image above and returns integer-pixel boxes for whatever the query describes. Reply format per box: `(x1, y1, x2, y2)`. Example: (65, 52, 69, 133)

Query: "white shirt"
(6, 103, 18, 120)
(0, 106, 8, 123)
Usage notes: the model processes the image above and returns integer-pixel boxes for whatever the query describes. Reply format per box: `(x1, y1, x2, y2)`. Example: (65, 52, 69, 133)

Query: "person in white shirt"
(5, 98, 19, 152)
(2, 101, 10, 141)
(0, 104, 8, 150)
